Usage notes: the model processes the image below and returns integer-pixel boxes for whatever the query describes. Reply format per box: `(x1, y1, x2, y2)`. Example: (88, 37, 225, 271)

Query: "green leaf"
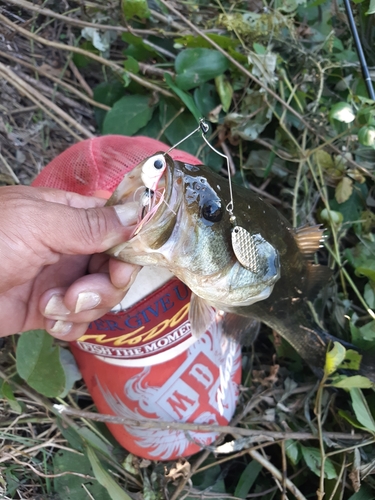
(159, 100, 201, 155)
(367, 0, 375, 14)
(300, 446, 337, 479)
(332, 375, 373, 389)
(330, 182, 367, 223)
(329, 102, 355, 123)
(78, 428, 113, 459)
(58, 348, 81, 398)
(358, 126, 375, 147)
(137, 110, 164, 139)
(93, 81, 126, 132)
(359, 321, 375, 341)
(338, 409, 369, 430)
(16, 330, 66, 397)
(244, 149, 287, 178)
(324, 341, 346, 376)
(320, 208, 343, 227)
(348, 484, 375, 500)
(276, 0, 307, 12)
(339, 349, 362, 371)
(190, 456, 227, 495)
(215, 74, 233, 112)
(350, 388, 375, 432)
(247, 51, 277, 86)
(122, 0, 150, 20)
(123, 55, 139, 73)
(53, 450, 111, 500)
(345, 239, 375, 283)
(164, 73, 201, 121)
(194, 83, 221, 117)
(335, 177, 353, 204)
(357, 263, 375, 282)
(122, 32, 150, 47)
(174, 34, 240, 50)
(73, 40, 98, 68)
(364, 283, 375, 308)
(175, 48, 229, 91)
(102, 95, 154, 136)
(1, 380, 22, 413)
(285, 440, 301, 465)
(345, 239, 375, 279)
(253, 42, 267, 54)
(86, 446, 132, 500)
(225, 90, 273, 140)
(234, 460, 262, 498)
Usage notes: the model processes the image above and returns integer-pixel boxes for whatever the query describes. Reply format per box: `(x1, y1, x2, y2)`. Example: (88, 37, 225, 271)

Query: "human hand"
(0, 185, 139, 341)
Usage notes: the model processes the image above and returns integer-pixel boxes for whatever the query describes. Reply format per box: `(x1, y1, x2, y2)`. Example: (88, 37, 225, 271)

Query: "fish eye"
(154, 158, 164, 169)
(202, 200, 222, 222)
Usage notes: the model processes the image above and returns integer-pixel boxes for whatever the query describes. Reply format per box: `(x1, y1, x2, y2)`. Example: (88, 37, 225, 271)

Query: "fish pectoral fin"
(189, 293, 216, 337)
(294, 224, 324, 260)
(222, 313, 261, 345)
(305, 263, 332, 299)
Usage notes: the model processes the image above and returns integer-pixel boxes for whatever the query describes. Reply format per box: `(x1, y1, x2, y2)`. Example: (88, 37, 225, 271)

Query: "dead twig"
(0, 12, 175, 98)
(0, 151, 20, 184)
(249, 448, 308, 500)
(0, 49, 110, 110)
(11, 69, 92, 114)
(54, 404, 370, 442)
(0, 62, 93, 140)
(68, 58, 93, 98)
(2, 452, 93, 480)
(3, 0, 175, 36)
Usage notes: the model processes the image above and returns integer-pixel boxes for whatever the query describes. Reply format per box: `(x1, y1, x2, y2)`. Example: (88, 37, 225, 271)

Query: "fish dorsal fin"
(294, 225, 324, 260)
(222, 313, 261, 345)
(305, 263, 332, 299)
(189, 293, 216, 338)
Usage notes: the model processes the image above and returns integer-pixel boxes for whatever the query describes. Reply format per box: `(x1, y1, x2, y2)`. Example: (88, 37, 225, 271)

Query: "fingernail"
(114, 204, 138, 226)
(50, 320, 73, 336)
(75, 292, 101, 313)
(44, 295, 70, 316)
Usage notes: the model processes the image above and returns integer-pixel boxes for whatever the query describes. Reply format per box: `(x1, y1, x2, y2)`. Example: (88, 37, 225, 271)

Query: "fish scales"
(106, 154, 375, 382)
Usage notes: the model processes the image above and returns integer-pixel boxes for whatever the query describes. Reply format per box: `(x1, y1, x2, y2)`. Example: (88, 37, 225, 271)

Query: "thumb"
(42, 202, 138, 255)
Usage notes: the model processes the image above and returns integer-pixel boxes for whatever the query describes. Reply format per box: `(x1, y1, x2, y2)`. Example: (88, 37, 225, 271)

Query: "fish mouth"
(106, 153, 179, 252)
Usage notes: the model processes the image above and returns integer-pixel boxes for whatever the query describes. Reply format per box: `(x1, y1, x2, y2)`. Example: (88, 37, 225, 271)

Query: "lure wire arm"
(199, 119, 235, 218)
(199, 130, 235, 216)
(165, 125, 201, 155)
(163, 117, 260, 272)
(197, 120, 259, 271)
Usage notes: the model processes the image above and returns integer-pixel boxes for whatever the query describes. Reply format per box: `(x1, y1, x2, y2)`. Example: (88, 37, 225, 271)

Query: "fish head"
(107, 153, 280, 310)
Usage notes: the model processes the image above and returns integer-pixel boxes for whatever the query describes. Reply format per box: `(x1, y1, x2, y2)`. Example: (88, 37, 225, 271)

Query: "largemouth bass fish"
(106, 153, 375, 381)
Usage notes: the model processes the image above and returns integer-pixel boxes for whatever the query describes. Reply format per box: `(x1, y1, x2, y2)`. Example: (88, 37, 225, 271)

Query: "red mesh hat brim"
(32, 135, 201, 195)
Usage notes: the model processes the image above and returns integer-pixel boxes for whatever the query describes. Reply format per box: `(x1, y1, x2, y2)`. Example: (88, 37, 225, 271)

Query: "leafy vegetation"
(1, 0, 375, 498)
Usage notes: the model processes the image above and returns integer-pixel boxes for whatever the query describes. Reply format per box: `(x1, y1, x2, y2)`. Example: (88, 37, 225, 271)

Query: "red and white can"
(71, 269, 242, 460)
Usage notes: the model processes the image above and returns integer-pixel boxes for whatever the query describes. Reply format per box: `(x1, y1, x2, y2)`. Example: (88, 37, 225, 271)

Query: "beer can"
(71, 268, 242, 461)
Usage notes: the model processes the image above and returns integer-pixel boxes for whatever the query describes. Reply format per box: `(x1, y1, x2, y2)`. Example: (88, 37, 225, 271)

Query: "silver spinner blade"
(231, 226, 260, 273)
